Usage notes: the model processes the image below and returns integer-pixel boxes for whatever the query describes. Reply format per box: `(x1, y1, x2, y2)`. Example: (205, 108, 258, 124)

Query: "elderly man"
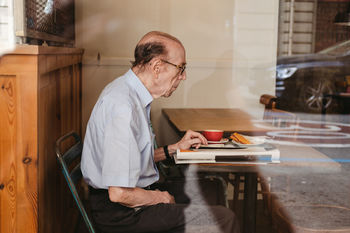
(81, 31, 240, 233)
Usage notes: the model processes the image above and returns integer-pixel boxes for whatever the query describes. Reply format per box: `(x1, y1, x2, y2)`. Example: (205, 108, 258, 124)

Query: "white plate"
(231, 136, 266, 146)
(207, 138, 229, 144)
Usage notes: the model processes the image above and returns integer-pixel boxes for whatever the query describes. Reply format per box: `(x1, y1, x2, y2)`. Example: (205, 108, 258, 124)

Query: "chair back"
(55, 131, 96, 233)
(260, 94, 298, 128)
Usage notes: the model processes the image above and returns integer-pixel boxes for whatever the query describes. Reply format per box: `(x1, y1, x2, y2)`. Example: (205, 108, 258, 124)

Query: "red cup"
(203, 130, 224, 141)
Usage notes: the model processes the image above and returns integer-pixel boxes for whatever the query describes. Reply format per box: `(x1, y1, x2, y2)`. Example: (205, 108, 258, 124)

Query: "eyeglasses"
(161, 59, 186, 75)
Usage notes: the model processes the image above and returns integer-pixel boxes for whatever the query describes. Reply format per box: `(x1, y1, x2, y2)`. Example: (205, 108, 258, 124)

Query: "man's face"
(157, 42, 187, 98)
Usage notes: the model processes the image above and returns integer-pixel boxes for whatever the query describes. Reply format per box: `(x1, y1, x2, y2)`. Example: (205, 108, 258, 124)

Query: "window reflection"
(276, 1, 350, 114)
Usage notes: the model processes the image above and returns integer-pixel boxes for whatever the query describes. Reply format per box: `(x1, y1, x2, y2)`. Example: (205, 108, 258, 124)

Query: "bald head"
(137, 31, 183, 47)
(131, 31, 184, 68)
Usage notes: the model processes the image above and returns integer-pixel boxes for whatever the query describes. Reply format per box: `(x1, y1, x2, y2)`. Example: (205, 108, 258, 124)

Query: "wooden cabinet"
(0, 45, 83, 233)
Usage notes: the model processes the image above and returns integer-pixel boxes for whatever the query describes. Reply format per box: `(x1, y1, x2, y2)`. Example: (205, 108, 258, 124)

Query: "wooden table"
(162, 108, 341, 233)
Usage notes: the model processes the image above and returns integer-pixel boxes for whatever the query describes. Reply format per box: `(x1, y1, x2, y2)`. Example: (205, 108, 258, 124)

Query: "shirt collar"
(125, 69, 153, 108)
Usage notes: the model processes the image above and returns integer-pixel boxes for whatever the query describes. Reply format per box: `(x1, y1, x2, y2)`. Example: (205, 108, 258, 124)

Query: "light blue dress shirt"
(81, 69, 159, 189)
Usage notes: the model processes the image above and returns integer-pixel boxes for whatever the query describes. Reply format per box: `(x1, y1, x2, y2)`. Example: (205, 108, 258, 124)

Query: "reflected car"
(275, 40, 350, 113)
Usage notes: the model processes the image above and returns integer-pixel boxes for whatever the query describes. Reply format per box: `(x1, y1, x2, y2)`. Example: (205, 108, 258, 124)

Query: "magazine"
(174, 146, 280, 164)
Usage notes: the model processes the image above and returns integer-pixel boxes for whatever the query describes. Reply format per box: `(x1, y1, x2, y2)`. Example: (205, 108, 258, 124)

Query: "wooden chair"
(55, 131, 96, 233)
(260, 94, 298, 128)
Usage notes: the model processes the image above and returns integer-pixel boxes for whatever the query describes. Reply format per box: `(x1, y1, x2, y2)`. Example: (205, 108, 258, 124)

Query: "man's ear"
(152, 59, 162, 78)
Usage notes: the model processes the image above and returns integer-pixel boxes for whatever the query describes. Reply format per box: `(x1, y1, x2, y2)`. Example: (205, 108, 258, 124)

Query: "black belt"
(89, 186, 108, 195)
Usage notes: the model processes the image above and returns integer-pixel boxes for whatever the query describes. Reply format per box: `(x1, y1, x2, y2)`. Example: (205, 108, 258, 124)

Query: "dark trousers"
(89, 180, 240, 233)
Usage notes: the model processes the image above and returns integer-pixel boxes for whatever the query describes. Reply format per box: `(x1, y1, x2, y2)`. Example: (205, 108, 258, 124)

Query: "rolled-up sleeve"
(102, 107, 141, 188)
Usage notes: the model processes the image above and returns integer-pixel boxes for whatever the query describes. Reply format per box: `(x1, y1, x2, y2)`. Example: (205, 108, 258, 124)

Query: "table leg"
(243, 172, 257, 233)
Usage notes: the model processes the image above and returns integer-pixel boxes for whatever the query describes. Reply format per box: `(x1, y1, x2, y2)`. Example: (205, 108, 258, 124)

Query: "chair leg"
(232, 173, 241, 211)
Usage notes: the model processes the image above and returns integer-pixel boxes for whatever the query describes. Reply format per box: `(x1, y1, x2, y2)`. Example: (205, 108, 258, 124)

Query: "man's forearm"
(108, 186, 174, 208)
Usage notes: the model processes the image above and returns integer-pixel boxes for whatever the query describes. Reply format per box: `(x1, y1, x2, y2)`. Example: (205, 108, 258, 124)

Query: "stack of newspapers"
(174, 145, 280, 164)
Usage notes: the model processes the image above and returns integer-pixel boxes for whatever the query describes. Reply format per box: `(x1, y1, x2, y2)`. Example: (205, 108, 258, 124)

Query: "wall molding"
(83, 56, 235, 68)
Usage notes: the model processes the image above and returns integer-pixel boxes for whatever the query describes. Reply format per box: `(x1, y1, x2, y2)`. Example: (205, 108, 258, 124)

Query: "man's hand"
(173, 129, 208, 150)
(152, 189, 175, 204)
(154, 129, 207, 162)
(109, 186, 175, 208)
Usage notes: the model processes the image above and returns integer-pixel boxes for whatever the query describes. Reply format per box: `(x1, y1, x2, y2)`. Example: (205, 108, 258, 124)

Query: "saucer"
(207, 138, 229, 144)
(231, 136, 266, 146)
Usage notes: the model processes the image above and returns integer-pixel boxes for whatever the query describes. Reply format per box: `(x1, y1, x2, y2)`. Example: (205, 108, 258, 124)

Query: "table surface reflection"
(162, 108, 349, 233)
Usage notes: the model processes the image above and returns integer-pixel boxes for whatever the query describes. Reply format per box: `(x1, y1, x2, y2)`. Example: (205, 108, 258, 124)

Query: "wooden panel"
(38, 71, 60, 233)
(0, 54, 37, 74)
(0, 75, 17, 233)
(6, 45, 83, 56)
(58, 65, 78, 233)
(58, 63, 82, 134)
(0, 54, 38, 233)
(15, 59, 38, 233)
(0, 54, 39, 233)
(38, 57, 82, 233)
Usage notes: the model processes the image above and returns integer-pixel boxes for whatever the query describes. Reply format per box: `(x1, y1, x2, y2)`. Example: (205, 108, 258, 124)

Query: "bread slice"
(230, 132, 251, 144)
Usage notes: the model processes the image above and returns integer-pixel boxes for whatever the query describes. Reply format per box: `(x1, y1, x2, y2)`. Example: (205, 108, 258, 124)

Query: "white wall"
(0, 0, 15, 55)
(76, 0, 279, 145)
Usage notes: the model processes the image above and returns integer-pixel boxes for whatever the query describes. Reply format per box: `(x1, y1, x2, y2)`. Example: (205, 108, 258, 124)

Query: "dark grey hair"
(131, 42, 167, 68)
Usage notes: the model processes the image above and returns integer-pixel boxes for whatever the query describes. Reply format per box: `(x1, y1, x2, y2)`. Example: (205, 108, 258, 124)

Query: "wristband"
(163, 145, 171, 160)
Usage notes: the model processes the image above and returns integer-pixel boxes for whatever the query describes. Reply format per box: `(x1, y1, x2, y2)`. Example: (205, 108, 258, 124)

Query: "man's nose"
(179, 71, 186, 80)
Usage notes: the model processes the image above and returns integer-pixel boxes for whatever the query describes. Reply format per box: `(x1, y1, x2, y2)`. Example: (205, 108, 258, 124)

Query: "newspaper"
(174, 145, 280, 164)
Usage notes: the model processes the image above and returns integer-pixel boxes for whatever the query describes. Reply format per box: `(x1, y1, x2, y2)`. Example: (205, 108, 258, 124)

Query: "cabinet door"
(0, 61, 38, 233)
(0, 76, 17, 233)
